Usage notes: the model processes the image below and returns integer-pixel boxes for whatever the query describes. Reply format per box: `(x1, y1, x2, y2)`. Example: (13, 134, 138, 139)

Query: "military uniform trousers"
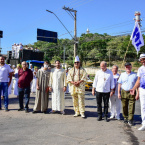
(121, 89, 136, 121)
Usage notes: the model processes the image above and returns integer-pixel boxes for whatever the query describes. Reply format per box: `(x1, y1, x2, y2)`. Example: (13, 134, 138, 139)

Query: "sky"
(0, 0, 145, 54)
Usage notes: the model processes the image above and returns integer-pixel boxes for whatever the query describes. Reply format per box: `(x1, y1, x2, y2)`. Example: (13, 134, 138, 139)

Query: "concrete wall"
(84, 68, 100, 75)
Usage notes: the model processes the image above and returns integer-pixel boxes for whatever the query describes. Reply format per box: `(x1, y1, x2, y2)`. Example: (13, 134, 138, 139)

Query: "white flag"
(130, 22, 144, 54)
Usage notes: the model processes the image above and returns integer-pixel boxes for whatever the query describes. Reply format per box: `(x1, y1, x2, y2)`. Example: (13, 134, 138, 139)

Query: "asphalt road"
(0, 91, 145, 145)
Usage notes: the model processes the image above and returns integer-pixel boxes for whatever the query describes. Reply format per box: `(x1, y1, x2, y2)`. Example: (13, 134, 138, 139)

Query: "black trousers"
(96, 91, 110, 117)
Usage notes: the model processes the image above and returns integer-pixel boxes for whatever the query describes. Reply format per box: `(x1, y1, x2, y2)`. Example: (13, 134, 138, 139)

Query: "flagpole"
(120, 40, 131, 73)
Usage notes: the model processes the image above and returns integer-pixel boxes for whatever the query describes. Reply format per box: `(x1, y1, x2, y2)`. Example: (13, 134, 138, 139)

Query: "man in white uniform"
(131, 54, 145, 130)
(15, 44, 19, 58)
(12, 43, 16, 58)
(109, 65, 121, 120)
(49, 60, 66, 115)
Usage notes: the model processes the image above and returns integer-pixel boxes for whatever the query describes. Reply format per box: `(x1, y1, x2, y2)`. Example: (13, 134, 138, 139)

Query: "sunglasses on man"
(140, 58, 145, 62)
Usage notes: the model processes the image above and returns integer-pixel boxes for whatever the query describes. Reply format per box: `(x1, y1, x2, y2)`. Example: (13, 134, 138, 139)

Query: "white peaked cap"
(30, 64, 32, 66)
(139, 54, 145, 61)
(75, 55, 80, 62)
(12, 65, 15, 67)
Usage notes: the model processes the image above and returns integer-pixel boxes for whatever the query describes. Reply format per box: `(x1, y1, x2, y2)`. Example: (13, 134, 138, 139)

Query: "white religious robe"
(49, 68, 67, 111)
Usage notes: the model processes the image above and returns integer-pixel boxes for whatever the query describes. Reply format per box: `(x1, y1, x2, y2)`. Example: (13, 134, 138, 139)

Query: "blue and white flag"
(130, 22, 144, 54)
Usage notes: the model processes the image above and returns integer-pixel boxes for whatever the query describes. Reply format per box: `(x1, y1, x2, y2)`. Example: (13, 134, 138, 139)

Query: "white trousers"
(109, 94, 121, 118)
(139, 88, 145, 126)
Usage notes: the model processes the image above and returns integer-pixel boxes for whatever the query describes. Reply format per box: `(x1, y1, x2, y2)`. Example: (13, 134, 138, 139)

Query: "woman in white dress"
(13, 64, 21, 97)
(31, 67, 38, 93)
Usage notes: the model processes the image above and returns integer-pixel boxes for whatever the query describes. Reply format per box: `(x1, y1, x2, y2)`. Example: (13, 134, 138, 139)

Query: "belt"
(122, 89, 130, 93)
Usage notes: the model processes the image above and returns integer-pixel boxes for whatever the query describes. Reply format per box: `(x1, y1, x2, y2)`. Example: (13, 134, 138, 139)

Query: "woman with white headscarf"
(13, 64, 21, 97)
(31, 67, 38, 93)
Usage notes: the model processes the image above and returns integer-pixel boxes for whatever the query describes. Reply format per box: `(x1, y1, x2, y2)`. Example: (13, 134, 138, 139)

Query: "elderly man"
(109, 65, 121, 120)
(67, 56, 87, 118)
(33, 61, 50, 114)
(92, 61, 114, 122)
(18, 61, 33, 113)
(118, 62, 137, 126)
(130, 54, 145, 130)
(0, 56, 13, 111)
(49, 60, 66, 115)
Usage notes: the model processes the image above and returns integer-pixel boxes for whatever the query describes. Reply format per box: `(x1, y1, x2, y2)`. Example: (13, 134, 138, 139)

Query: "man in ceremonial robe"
(67, 56, 87, 118)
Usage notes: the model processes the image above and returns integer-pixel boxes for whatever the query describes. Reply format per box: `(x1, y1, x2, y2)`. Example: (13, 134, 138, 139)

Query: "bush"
(133, 61, 142, 67)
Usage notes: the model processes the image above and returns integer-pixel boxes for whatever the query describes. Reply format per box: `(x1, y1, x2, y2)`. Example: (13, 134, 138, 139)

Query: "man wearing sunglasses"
(130, 54, 145, 131)
(67, 56, 87, 118)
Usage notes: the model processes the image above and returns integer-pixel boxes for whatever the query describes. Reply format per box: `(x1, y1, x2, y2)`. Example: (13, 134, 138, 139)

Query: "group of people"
(0, 54, 145, 131)
(92, 54, 145, 131)
(12, 43, 39, 59)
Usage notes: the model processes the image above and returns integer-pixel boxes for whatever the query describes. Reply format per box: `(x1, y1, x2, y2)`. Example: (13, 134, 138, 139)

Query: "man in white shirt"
(109, 65, 121, 120)
(92, 61, 114, 122)
(0, 56, 13, 111)
(130, 54, 145, 130)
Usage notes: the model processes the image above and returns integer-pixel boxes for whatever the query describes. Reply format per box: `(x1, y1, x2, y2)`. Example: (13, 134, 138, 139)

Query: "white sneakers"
(73, 112, 80, 117)
(138, 125, 145, 131)
(81, 113, 85, 118)
(74, 112, 85, 118)
(110, 116, 114, 119)
(110, 116, 120, 120)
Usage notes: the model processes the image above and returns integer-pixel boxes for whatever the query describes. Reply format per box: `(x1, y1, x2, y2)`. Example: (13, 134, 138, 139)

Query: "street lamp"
(46, 10, 75, 41)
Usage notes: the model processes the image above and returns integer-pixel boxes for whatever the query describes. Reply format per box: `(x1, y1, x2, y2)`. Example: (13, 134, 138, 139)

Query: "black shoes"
(97, 116, 108, 122)
(5, 108, 9, 112)
(32, 111, 37, 114)
(124, 119, 128, 124)
(128, 120, 134, 126)
(18, 108, 24, 111)
(42, 111, 47, 114)
(25, 109, 29, 113)
(97, 116, 102, 121)
(105, 117, 109, 122)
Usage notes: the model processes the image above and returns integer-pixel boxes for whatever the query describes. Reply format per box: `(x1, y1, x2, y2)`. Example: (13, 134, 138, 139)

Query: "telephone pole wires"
(63, 6, 77, 57)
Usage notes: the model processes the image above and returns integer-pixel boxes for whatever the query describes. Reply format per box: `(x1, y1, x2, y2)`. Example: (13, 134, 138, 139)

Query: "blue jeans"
(18, 87, 30, 109)
(0, 82, 8, 109)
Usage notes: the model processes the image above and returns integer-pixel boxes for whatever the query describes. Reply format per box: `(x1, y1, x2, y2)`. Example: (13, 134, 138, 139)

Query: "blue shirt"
(137, 65, 145, 89)
(118, 72, 137, 91)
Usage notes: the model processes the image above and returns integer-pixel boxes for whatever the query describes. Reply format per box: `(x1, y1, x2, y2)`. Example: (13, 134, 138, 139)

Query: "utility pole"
(63, 6, 77, 57)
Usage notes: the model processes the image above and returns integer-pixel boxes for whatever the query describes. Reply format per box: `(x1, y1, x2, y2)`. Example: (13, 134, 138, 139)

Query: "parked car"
(85, 78, 93, 90)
